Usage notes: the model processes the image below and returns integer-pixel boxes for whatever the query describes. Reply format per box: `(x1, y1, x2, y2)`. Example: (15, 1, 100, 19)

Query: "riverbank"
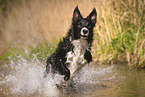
(0, 0, 144, 68)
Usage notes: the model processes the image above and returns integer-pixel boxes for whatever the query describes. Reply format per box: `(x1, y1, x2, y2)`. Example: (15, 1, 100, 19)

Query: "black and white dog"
(44, 6, 97, 81)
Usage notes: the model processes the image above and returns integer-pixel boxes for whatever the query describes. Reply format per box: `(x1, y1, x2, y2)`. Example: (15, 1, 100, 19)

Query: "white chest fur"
(66, 39, 89, 74)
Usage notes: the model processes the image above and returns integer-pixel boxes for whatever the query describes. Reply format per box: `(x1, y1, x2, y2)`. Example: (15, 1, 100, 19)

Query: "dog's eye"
(78, 22, 82, 28)
(86, 23, 91, 28)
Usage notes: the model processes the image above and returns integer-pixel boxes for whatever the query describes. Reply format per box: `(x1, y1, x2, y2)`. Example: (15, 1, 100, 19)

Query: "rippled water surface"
(0, 55, 145, 97)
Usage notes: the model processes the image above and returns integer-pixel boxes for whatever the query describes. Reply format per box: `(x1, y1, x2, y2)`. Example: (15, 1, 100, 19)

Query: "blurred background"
(0, 1, 145, 96)
(0, 0, 145, 68)
(0, 0, 100, 55)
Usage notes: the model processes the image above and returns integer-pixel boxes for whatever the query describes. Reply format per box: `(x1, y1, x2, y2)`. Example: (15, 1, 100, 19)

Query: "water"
(0, 52, 145, 97)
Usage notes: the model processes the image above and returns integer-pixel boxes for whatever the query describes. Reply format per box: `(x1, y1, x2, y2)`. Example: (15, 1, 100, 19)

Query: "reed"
(0, 0, 144, 68)
(93, 0, 145, 68)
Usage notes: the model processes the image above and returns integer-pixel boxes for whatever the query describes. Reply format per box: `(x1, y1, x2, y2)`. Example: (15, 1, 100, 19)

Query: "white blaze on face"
(66, 39, 89, 74)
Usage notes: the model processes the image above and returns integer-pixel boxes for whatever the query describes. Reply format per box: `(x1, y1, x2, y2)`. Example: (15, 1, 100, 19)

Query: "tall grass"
(93, 0, 145, 68)
(0, 0, 144, 68)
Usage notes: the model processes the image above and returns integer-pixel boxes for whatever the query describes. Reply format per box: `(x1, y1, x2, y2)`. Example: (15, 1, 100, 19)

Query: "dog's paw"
(63, 69, 70, 81)
(64, 76, 70, 81)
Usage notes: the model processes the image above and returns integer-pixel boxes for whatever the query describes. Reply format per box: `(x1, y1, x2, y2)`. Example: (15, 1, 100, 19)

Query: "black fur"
(44, 6, 97, 81)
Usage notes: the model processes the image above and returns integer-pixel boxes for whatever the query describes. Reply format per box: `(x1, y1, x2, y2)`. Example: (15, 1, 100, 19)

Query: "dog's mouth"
(81, 35, 88, 39)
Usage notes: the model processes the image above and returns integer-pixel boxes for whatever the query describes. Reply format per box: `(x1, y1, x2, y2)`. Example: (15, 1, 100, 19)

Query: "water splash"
(0, 48, 117, 96)
(0, 48, 62, 97)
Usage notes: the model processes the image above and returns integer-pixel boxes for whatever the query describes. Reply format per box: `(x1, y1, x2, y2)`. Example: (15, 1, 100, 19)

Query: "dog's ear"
(72, 6, 82, 23)
(87, 8, 97, 24)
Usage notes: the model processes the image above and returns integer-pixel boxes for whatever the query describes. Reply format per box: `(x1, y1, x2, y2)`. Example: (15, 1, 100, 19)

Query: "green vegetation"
(29, 43, 57, 61)
(93, 0, 145, 68)
(0, 42, 57, 62)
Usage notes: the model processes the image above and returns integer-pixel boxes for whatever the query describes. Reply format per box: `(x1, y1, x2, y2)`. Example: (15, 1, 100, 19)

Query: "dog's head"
(72, 6, 97, 40)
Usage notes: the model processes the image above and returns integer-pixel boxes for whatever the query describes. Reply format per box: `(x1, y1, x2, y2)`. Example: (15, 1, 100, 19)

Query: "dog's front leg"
(60, 62, 70, 81)
(85, 50, 92, 63)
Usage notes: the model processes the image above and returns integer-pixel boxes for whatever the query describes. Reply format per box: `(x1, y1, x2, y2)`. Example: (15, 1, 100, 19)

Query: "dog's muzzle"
(81, 27, 89, 39)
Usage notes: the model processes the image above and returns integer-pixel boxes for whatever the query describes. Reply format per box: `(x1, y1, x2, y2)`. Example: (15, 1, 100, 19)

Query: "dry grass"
(0, 0, 145, 68)
(93, 0, 145, 68)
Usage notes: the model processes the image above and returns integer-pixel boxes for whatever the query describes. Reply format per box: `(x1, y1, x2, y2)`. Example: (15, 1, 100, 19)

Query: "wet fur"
(44, 6, 97, 81)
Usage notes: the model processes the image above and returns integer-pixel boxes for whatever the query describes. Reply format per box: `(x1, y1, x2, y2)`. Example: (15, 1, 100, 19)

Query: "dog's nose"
(83, 29, 88, 34)
(81, 27, 89, 36)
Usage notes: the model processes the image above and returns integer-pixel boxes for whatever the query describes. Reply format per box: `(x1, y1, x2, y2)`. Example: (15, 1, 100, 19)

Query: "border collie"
(44, 6, 97, 81)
